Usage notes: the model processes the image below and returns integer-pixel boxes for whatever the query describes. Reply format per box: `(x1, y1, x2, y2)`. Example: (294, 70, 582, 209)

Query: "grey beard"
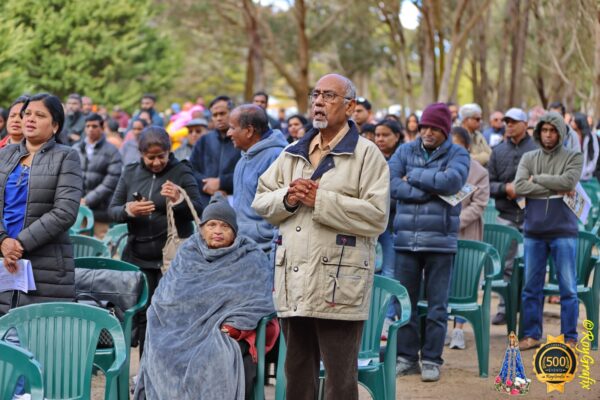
(313, 120, 328, 129)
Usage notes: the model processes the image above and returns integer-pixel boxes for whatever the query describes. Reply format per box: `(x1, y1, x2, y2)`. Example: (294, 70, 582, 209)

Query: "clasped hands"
(286, 178, 319, 208)
(2, 238, 24, 273)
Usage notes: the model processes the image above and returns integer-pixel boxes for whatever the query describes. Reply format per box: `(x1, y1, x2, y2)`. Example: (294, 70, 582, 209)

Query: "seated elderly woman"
(134, 193, 277, 400)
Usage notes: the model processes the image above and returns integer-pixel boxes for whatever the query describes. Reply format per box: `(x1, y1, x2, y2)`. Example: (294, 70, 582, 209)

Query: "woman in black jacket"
(0, 93, 83, 314)
(109, 126, 203, 357)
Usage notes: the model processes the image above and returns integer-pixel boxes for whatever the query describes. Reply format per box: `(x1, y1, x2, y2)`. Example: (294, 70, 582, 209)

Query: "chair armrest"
(485, 247, 502, 279)
(104, 324, 127, 378)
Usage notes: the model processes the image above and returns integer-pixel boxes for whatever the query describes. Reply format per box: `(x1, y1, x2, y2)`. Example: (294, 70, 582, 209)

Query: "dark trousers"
(136, 268, 162, 358)
(238, 340, 257, 400)
(282, 317, 364, 400)
(395, 251, 453, 365)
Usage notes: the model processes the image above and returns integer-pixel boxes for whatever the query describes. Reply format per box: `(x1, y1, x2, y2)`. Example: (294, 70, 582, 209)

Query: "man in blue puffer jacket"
(229, 104, 287, 257)
(389, 103, 470, 382)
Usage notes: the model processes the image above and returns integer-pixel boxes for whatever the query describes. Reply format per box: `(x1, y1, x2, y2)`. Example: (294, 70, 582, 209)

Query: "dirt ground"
(92, 297, 600, 399)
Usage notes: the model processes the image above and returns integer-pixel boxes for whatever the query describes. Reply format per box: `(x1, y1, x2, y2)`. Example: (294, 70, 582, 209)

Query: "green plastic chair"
(418, 240, 501, 377)
(483, 223, 524, 334)
(276, 276, 411, 400)
(542, 231, 600, 350)
(252, 312, 277, 400)
(71, 205, 95, 236)
(581, 179, 600, 231)
(102, 224, 128, 258)
(0, 302, 126, 400)
(354, 275, 411, 399)
(75, 257, 149, 400)
(0, 340, 44, 400)
(483, 199, 499, 225)
(70, 234, 110, 258)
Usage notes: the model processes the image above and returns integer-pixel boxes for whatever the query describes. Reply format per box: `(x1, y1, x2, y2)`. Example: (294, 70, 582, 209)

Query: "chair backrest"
(0, 303, 126, 400)
(70, 234, 110, 258)
(74, 257, 149, 347)
(71, 205, 95, 235)
(0, 340, 44, 400)
(449, 240, 501, 304)
(548, 230, 600, 287)
(102, 224, 128, 258)
(359, 275, 410, 358)
(483, 200, 499, 225)
(483, 223, 523, 278)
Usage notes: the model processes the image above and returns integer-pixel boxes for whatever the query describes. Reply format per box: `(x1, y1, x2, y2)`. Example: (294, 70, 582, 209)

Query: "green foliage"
(0, 0, 179, 109)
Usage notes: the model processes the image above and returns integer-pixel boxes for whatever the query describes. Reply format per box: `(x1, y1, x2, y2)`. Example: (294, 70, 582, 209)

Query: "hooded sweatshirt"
(233, 129, 287, 253)
(514, 112, 583, 239)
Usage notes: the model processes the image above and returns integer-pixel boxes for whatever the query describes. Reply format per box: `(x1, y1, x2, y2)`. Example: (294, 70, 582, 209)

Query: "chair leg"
(465, 310, 488, 378)
(579, 293, 598, 350)
(502, 288, 515, 335)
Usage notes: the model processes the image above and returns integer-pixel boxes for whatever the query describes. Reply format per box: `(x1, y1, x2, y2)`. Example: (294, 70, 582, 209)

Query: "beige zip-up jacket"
(252, 122, 390, 320)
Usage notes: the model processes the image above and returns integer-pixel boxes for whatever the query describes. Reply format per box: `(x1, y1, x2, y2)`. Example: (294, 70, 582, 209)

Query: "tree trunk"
(420, 0, 436, 105)
(437, 0, 492, 102)
(495, 0, 513, 110)
(594, 9, 600, 119)
(508, 0, 530, 107)
(476, 16, 489, 117)
(242, 0, 264, 101)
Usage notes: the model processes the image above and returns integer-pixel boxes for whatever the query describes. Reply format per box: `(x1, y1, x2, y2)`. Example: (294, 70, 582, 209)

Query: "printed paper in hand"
(563, 183, 591, 224)
(0, 259, 36, 293)
(439, 183, 478, 206)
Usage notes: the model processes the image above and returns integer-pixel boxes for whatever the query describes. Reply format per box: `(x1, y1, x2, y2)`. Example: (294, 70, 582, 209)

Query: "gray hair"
(459, 103, 482, 120)
(342, 77, 356, 103)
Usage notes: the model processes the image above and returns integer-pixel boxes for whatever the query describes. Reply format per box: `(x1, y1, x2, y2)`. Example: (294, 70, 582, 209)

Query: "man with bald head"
(253, 74, 390, 399)
(228, 104, 287, 255)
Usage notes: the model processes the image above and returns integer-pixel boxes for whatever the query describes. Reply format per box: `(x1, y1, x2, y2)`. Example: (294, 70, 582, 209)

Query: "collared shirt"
(308, 122, 350, 167)
(420, 141, 442, 162)
(85, 140, 97, 161)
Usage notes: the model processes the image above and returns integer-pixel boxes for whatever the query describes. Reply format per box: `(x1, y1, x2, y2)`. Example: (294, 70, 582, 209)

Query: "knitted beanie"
(200, 192, 238, 233)
(418, 103, 452, 137)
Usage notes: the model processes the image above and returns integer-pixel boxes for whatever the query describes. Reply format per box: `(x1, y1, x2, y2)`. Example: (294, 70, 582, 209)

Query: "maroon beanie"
(418, 102, 452, 137)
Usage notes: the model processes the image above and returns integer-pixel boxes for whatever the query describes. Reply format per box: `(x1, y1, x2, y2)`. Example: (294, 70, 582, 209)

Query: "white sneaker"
(449, 328, 465, 350)
(444, 331, 451, 346)
(13, 394, 31, 400)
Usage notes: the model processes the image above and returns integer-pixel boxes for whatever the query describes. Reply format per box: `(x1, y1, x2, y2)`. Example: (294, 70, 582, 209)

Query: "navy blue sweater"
(189, 130, 241, 208)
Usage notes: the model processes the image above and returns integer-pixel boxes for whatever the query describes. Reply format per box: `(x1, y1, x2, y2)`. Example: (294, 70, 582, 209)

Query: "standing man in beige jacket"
(252, 74, 390, 400)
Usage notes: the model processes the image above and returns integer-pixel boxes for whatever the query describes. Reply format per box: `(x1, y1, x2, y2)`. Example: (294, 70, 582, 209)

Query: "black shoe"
(492, 312, 506, 325)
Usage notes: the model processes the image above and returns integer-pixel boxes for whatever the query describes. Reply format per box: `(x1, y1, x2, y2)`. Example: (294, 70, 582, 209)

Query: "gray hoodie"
(514, 111, 583, 238)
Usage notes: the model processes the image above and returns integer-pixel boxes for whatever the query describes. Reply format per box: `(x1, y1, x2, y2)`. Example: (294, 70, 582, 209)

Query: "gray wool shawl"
(134, 234, 274, 400)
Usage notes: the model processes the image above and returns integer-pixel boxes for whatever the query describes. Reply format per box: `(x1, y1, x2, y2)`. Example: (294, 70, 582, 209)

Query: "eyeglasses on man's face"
(309, 90, 353, 103)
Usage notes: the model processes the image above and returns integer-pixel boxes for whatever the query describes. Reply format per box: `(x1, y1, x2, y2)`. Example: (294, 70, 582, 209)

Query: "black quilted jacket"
(73, 136, 122, 221)
(0, 139, 83, 314)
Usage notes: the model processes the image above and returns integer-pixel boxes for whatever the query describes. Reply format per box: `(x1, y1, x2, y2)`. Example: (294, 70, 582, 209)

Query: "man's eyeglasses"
(469, 117, 482, 122)
(309, 90, 353, 103)
(189, 128, 204, 134)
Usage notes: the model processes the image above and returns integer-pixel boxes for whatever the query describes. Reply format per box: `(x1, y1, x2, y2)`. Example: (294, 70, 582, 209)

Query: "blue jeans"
(378, 229, 398, 319)
(395, 251, 454, 365)
(522, 237, 578, 341)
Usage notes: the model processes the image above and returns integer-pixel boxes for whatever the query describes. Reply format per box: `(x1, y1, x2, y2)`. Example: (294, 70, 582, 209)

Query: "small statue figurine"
(495, 332, 531, 395)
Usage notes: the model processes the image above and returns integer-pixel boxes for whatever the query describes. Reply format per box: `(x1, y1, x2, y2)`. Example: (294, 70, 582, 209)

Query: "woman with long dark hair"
(404, 113, 419, 143)
(0, 96, 28, 149)
(0, 93, 83, 313)
(571, 112, 599, 181)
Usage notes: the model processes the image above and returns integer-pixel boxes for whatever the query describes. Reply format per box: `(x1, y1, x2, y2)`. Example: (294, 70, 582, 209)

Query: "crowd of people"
(0, 74, 598, 399)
